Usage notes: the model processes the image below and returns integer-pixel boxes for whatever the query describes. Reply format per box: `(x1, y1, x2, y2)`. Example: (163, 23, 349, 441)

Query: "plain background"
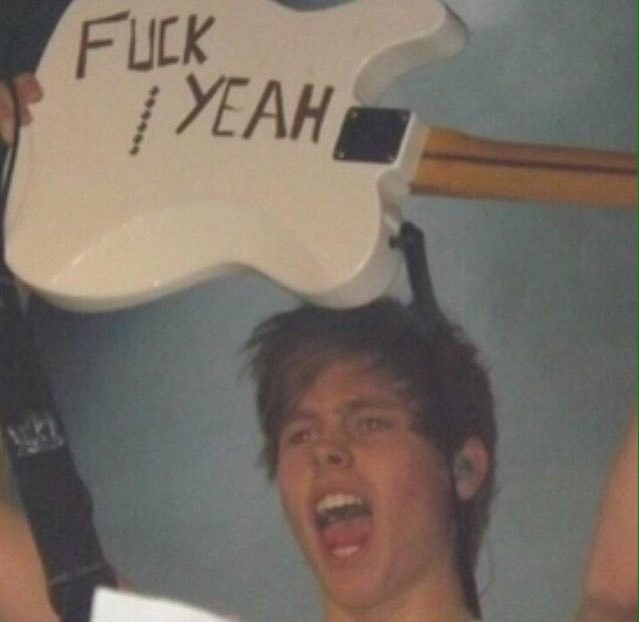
(11, 1, 637, 620)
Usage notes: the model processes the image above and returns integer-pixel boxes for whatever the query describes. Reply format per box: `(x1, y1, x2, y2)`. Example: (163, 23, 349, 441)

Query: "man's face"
(276, 356, 457, 612)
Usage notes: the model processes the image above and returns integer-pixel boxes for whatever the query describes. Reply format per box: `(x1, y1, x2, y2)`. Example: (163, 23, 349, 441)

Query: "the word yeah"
(176, 73, 335, 143)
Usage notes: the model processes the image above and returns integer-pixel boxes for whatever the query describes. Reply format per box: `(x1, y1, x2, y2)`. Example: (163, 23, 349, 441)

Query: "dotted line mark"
(130, 86, 160, 156)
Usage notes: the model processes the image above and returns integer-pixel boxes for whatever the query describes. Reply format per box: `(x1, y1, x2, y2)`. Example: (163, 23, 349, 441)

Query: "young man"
(246, 298, 496, 622)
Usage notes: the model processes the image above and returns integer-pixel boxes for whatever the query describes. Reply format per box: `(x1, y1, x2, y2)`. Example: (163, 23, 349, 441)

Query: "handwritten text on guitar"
(76, 11, 336, 143)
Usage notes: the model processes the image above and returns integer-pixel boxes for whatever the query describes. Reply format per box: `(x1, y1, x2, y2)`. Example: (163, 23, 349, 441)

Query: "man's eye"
(356, 416, 391, 433)
(284, 427, 314, 447)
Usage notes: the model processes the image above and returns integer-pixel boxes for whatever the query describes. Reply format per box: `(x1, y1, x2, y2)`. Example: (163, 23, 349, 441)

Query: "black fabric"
(0, 267, 117, 622)
(0, 0, 71, 78)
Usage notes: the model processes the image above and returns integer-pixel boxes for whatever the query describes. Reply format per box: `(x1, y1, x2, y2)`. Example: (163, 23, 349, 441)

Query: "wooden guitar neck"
(412, 127, 637, 207)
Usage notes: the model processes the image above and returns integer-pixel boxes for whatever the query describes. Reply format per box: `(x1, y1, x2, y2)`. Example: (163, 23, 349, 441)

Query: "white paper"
(90, 587, 241, 622)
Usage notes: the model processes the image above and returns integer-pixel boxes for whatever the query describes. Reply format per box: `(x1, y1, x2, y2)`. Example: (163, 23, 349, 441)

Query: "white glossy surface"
(6, 0, 464, 310)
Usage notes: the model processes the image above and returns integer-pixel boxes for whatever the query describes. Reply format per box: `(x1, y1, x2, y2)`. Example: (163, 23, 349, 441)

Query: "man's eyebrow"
(281, 409, 316, 427)
(281, 396, 405, 427)
(339, 397, 403, 415)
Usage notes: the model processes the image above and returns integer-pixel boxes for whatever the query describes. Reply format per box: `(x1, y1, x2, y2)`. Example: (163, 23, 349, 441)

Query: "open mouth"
(314, 493, 373, 559)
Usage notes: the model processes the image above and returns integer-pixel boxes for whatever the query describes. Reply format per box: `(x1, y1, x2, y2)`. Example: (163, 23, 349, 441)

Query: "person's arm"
(0, 439, 129, 622)
(0, 72, 57, 620)
(0, 499, 59, 622)
(576, 416, 638, 622)
(0, 68, 58, 621)
(0, 437, 59, 622)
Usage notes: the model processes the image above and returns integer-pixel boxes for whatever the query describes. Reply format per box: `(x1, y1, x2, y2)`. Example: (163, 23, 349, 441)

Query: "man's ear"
(453, 437, 490, 502)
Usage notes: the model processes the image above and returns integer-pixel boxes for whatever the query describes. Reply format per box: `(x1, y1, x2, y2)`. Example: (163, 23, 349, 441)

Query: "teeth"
(314, 492, 371, 530)
(331, 545, 361, 558)
(316, 493, 365, 515)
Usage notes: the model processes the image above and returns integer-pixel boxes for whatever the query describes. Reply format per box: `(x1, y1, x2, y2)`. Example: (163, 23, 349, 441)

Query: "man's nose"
(312, 435, 353, 470)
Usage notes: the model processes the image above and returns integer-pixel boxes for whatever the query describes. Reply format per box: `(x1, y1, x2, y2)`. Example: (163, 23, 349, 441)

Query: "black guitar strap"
(392, 220, 482, 621)
(0, 83, 116, 622)
(392, 221, 444, 338)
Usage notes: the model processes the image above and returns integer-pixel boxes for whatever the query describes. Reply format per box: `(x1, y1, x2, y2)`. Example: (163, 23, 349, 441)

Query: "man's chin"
(323, 586, 383, 614)
(317, 566, 389, 614)
(300, 520, 388, 610)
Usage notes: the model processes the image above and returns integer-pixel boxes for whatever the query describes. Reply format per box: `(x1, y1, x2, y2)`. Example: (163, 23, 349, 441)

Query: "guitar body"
(5, 0, 466, 311)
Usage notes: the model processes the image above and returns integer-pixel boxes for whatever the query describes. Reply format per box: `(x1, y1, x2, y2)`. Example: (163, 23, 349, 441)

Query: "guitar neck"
(411, 127, 637, 207)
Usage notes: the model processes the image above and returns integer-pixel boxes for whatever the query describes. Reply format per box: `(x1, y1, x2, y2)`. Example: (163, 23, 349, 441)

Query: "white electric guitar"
(4, 0, 636, 312)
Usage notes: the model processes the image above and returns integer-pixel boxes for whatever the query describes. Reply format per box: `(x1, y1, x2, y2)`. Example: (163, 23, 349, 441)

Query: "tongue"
(320, 516, 372, 552)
